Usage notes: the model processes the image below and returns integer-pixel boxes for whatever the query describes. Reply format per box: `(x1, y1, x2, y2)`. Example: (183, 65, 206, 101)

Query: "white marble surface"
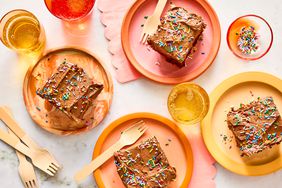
(0, 0, 281, 187)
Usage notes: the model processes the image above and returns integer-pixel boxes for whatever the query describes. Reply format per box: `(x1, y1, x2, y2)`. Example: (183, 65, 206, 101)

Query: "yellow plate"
(201, 72, 282, 176)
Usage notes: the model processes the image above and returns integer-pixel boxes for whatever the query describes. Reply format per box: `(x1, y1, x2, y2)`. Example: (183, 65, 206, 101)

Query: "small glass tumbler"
(227, 15, 273, 61)
(44, 0, 95, 21)
(167, 82, 210, 125)
(0, 9, 45, 55)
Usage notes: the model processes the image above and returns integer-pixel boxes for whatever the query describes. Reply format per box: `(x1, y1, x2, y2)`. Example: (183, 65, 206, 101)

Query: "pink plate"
(122, 0, 221, 84)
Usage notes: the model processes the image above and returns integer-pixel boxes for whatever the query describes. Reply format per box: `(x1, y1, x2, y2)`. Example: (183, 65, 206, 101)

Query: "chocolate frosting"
(147, 6, 206, 67)
(37, 61, 103, 127)
(114, 137, 176, 188)
(227, 97, 282, 156)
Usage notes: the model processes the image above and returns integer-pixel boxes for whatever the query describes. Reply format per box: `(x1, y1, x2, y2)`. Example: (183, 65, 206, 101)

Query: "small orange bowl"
(227, 15, 273, 61)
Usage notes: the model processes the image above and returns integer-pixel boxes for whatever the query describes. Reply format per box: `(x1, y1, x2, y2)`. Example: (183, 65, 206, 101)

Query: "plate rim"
(121, 0, 221, 84)
(201, 71, 282, 176)
(22, 46, 114, 135)
(93, 112, 194, 188)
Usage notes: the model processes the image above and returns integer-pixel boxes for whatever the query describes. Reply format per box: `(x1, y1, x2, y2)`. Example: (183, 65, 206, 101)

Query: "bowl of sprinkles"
(227, 15, 273, 61)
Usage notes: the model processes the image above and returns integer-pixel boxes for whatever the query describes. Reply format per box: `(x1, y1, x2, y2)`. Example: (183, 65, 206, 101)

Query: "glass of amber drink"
(167, 83, 210, 125)
(0, 10, 45, 55)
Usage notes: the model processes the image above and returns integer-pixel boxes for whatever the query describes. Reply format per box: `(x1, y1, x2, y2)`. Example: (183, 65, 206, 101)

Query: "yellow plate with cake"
(93, 113, 193, 188)
(23, 47, 113, 135)
(201, 72, 282, 176)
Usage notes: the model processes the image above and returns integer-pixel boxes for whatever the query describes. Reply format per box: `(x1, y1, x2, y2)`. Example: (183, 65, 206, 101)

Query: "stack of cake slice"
(37, 61, 103, 124)
(147, 6, 206, 67)
(227, 96, 282, 156)
(114, 137, 176, 188)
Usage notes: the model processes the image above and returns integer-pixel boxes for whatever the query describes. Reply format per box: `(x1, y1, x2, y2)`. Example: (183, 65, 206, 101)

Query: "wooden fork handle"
(0, 107, 39, 149)
(0, 127, 32, 158)
(3, 108, 31, 163)
(153, 0, 168, 17)
(7, 130, 26, 161)
(74, 140, 123, 183)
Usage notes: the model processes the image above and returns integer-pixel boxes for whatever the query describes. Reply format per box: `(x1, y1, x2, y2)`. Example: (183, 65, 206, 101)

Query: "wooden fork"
(74, 120, 147, 183)
(140, 0, 168, 44)
(9, 129, 38, 188)
(0, 107, 60, 176)
(0, 126, 59, 176)
(16, 151, 39, 188)
(5, 108, 39, 188)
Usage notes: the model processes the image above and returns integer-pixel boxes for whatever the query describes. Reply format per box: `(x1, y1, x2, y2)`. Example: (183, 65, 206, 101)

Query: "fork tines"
(46, 162, 60, 176)
(140, 33, 150, 44)
(24, 180, 37, 188)
(122, 120, 146, 133)
(138, 124, 147, 132)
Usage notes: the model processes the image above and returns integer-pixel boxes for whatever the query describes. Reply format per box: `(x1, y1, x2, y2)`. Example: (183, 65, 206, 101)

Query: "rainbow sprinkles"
(114, 137, 177, 188)
(237, 26, 259, 55)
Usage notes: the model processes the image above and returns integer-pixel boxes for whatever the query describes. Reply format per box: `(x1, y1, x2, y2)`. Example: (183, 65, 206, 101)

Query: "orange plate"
(23, 47, 113, 135)
(121, 0, 221, 84)
(93, 113, 193, 187)
(201, 72, 282, 176)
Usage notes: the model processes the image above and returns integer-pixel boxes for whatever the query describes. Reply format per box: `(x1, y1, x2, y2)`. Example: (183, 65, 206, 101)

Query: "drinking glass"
(0, 9, 45, 55)
(44, 0, 95, 21)
(227, 15, 273, 61)
(167, 82, 209, 125)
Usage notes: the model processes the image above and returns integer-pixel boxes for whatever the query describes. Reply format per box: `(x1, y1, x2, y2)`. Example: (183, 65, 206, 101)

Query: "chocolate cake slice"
(114, 137, 176, 188)
(227, 97, 282, 156)
(36, 61, 103, 124)
(147, 6, 206, 67)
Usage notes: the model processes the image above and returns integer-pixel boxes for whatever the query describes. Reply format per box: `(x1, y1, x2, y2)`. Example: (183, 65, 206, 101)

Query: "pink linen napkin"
(98, 1, 216, 186)
(98, 0, 141, 83)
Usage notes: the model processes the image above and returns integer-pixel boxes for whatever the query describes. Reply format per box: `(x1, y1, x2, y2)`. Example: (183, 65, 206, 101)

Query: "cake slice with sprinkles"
(227, 96, 282, 156)
(147, 6, 206, 67)
(114, 136, 176, 188)
(36, 61, 103, 124)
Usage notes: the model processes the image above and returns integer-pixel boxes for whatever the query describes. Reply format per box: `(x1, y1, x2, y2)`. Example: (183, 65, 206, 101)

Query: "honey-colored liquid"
(1, 11, 45, 54)
(168, 83, 209, 125)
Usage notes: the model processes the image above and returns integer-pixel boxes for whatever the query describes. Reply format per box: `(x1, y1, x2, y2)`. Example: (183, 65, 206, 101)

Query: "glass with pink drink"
(44, 0, 95, 21)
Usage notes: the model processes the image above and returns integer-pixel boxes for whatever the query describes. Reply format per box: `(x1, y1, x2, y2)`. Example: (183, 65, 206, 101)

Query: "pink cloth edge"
(97, 0, 141, 83)
(97, 0, 217, 187)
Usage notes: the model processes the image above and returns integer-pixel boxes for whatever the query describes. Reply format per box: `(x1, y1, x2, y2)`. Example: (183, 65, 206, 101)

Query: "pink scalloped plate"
(121, 0, 221, 84)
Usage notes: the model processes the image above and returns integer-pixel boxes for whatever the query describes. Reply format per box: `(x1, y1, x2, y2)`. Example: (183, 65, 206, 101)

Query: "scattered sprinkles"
(220, 134, 233, 148)
(62, 92, 70, 101)
(36, 106, 41, 111)
(237, 26, 259, 55)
